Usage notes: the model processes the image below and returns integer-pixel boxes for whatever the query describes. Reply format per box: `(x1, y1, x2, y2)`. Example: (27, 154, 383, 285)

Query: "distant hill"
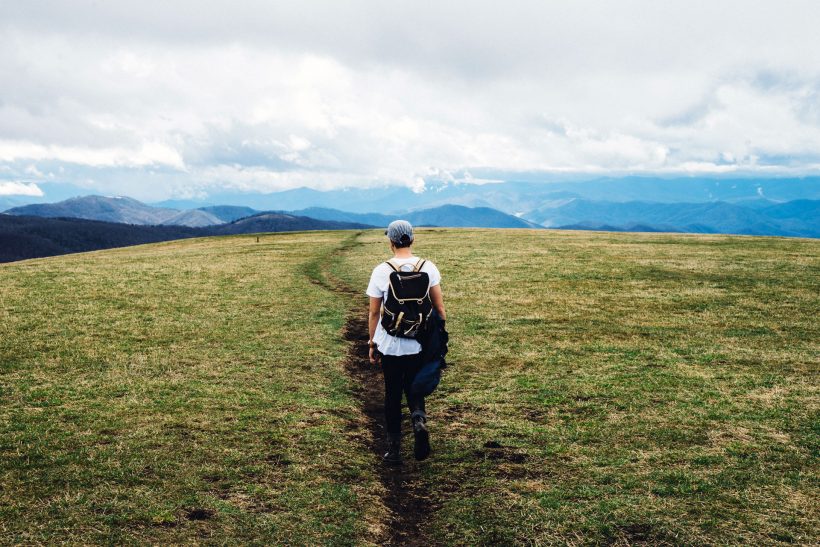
(289, 207, 392, 226)
(761, 199, 820, 220)
(289, 205, 541, 229)
(4, 195, 239, 227)
(0, 196, 42, 212)
(0, 212, 376, 263)
(7, 196, 540, 233)
(197, 205, 258, 222)
(0, 215, 202, 262)
(160, 209, 224, 227)
(557, 223, 680, 234)
(211, 213, 373, 235)
(525, 199, 820, 238)
(6, 195, 181, 225)
(405, 204, 541, 228)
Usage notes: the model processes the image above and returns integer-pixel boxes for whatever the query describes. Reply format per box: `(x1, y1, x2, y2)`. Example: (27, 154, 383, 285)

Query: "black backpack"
(380, 258, 434, 340)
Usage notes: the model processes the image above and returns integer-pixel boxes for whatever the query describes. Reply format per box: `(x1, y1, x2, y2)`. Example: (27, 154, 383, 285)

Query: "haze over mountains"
(149, 176, 820, 213)
(4, 176, 819, 238)
(5, 196, 221, 227)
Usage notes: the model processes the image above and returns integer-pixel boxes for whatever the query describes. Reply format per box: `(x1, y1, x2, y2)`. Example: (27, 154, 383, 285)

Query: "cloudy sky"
(2, 1, 820, 201)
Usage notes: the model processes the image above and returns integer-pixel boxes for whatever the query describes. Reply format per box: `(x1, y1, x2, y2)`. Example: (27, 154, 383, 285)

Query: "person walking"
(366, 220, 446, 465)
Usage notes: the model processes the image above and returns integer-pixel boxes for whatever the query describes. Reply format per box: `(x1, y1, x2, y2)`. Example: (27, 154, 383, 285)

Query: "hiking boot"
(383, 438, 402, 465)
(413, 415, 431, 461)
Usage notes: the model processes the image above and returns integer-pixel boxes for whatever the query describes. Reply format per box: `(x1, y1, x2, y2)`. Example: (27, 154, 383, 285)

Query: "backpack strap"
(386, 258, 427, 273)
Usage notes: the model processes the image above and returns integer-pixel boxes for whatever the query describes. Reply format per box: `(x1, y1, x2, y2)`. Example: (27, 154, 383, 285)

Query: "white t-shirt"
(366, 256, 441, 356)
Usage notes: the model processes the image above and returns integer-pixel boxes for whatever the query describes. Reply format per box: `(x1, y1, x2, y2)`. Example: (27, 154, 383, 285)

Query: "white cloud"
(1, 1, 820, 200)
(0, 140, 185, 169)
(24, 164, 44, 177)
(0, 181, 44, 196)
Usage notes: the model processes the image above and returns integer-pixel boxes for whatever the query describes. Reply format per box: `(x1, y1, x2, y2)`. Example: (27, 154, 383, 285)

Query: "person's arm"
(430, 284, 446, 321)
(368, 296, 382, 364)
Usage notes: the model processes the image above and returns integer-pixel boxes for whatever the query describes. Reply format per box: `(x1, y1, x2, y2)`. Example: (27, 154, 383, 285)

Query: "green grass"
(337, 229, 819, 545)
(0, 234, 386, 544)
(2, 228, 818, 544)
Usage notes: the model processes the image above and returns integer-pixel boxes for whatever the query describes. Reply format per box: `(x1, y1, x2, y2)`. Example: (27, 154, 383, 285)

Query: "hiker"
(367, 220, 446, 465)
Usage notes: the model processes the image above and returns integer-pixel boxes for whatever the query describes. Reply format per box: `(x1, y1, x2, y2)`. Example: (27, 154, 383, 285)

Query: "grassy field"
(336, 229, 819, 545)
(2, 228, 818, 544)
(0, 234, 386, 543)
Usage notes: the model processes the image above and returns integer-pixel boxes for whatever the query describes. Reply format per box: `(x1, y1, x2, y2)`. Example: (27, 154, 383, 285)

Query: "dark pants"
(381, 352, 427, 442)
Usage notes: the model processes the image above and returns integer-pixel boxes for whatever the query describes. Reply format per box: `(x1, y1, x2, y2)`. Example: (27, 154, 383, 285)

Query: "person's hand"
(369, 346, 381, 366)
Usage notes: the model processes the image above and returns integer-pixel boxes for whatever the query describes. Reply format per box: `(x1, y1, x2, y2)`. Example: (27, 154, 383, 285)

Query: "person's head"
(385, 219, 414, 250)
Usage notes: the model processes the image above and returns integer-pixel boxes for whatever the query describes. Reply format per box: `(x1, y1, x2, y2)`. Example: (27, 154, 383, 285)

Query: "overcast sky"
(2, 1, 820, 200)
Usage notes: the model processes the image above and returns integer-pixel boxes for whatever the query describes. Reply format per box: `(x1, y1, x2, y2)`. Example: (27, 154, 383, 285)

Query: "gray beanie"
(385, 220, 414, 245)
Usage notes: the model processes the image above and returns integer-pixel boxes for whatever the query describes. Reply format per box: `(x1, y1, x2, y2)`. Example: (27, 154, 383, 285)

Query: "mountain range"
(289, 205, 541, 229)
(4, 191, 818, 238)
(527, 199, 820, 237)
(4, 196, 539, 229)
(5, 196, 221, 227)
(149, 176, 820, 213)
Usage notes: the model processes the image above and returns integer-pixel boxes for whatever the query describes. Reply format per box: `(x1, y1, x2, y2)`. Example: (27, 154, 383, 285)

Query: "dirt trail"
(318, 233, 433, 546)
